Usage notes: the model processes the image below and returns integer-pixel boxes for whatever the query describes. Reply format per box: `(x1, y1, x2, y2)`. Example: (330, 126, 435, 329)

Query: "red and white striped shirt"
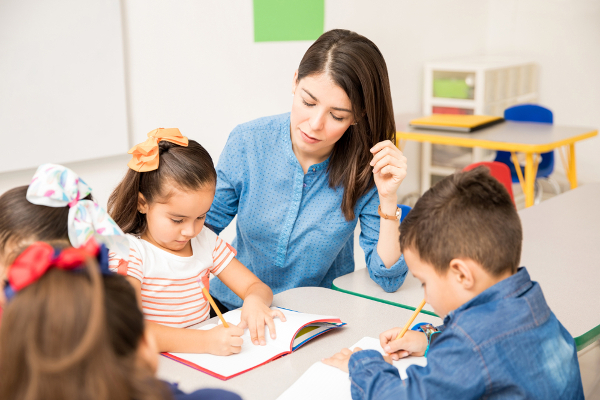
(108, 227, 236, 328)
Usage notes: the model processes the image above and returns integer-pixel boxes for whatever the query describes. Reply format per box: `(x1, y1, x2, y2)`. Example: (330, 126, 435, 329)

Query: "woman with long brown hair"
(206, 29, 409, 312)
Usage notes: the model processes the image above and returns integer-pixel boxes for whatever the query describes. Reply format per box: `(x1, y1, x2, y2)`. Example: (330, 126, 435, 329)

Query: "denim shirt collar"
(444, 267, 533, 324)
(282, 112, 330, 172)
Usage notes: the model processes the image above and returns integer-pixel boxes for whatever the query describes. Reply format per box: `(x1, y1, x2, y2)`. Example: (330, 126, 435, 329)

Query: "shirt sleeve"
(108, 236, 144, 283)
(205, 125, 245, 235)
(357, 188, 408, 292)
(211, 235, 237, 276)
(348, 331, 487, 400)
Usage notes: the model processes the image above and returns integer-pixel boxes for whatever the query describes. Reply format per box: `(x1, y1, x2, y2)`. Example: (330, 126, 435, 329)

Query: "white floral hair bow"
(26, 164, 129, 259)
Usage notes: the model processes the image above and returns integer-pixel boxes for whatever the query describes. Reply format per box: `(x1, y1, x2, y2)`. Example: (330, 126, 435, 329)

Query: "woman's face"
(290, 72, 355, 158)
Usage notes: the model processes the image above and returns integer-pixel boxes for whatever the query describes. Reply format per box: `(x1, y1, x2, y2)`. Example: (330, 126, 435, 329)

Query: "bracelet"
(414, 323, 440, 358)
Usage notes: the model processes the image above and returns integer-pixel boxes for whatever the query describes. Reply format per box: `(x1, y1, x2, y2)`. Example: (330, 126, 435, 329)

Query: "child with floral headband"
(0, 163, 128, 316)
(108, 128, 284, 355)
(0, 240, 241, 400)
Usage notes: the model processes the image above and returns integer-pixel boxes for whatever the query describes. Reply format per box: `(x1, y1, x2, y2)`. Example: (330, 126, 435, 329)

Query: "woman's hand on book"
(205, 324, 244, 356)
(380, 328, 427, 360)
(239, 295, 286, 346)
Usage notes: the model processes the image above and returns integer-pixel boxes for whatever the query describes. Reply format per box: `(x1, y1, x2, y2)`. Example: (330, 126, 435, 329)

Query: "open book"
(163, 307, 345, 380)
(277, 337, 427, 400)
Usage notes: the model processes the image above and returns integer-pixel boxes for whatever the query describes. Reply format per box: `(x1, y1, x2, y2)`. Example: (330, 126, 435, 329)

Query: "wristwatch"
(378, 205, 402, 221)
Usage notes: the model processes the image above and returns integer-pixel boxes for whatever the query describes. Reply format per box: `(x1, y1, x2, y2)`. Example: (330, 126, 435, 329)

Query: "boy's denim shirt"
(348, 267, 584, 400)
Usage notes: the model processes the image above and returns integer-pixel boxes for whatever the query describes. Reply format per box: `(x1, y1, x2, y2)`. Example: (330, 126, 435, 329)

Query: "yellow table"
(397, 121, 597, 207)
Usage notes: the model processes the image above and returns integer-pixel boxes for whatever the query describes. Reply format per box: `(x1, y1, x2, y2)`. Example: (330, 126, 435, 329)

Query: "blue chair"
(493, 104, 560, 203)
(398, 204, 412, 223)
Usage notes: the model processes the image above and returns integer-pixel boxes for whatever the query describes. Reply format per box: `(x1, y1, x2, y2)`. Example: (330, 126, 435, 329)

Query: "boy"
(323, 167, 584, 399)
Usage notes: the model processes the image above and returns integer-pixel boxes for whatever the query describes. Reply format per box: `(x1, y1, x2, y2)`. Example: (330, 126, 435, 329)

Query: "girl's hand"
(204, 324, 244, 356)
(379, 328, 428, 360)
(370, 140, 408, 201)
(239, 295, 286, 346)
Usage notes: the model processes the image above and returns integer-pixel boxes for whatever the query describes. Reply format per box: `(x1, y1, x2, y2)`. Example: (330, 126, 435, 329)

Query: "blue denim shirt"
(206, 113, 408, 309)
(348, 267, 584, 400)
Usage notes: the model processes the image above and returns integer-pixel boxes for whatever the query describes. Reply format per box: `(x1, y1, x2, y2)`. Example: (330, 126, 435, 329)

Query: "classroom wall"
(1, 0, 598, 212)
(0, 0, 489, 201)
(485, 0, 600, 182)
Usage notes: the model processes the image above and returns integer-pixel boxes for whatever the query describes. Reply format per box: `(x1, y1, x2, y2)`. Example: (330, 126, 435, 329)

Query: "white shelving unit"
(420, 56, 538, 193)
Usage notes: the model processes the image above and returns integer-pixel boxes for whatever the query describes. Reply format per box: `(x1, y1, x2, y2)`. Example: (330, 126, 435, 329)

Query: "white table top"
(333, 268, 436, 315)
(157, 287, 442, 400)
(399, 121, 597, 152)
(333, 183, 600, 350)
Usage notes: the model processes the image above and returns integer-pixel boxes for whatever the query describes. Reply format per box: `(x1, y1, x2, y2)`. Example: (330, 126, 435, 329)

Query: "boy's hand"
(322, 347, 364, 373)
(323, 347, 392, 373)
(204, 324, 244, 356)
(239, 295, 286, 346)
(380, 328, 428, 360)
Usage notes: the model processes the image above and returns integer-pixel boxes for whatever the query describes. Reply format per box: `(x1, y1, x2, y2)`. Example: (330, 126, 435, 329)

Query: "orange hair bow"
(127, 128, 189, 172)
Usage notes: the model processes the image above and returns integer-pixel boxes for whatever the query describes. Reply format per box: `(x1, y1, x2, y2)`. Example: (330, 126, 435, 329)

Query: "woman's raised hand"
(370, 140, 408, 201)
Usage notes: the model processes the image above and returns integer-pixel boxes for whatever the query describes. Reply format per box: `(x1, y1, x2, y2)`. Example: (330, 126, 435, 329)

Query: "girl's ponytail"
(108, 170, 145, 234)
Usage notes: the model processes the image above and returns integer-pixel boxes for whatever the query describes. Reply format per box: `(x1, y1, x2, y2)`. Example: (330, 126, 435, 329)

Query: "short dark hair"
(399, 167, 522, 276)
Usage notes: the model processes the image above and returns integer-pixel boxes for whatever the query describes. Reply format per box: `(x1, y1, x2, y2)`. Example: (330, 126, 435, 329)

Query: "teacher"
(206, 29, 408, 311)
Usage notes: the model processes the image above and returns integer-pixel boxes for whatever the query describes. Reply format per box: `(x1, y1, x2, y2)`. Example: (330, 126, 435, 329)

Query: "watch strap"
(378, 205, 401, 221)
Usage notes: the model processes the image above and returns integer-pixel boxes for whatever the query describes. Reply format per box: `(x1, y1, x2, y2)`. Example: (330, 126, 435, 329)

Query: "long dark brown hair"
(0, 186, 92, 258)
(108, 139, 216, 235)
(297, 29, 396, 220)
(0, 249, 171, 400)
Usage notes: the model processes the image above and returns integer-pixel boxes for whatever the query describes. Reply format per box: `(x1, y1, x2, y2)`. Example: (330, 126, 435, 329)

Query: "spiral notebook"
(163, 307, 345, 380)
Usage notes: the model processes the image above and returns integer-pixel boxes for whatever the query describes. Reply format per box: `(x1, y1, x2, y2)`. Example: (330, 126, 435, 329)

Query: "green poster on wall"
(253, 0, 324, 42)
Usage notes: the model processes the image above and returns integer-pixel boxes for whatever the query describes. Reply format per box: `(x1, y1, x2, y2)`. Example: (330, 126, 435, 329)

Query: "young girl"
(0, 163, 129, 319)
(108, 128, 284, 354)
(0, 240, 241, 400)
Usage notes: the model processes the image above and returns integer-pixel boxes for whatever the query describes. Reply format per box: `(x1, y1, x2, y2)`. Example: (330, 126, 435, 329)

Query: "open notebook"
(277, 337, 427, 400)
(163, 307, 345, 380)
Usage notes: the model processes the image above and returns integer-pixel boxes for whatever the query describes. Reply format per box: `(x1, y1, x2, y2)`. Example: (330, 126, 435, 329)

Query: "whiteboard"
(0, 0, 128, 173)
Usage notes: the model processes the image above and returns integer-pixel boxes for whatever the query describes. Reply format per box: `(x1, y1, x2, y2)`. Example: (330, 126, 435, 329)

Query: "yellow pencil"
(202, 287, 229, 328)
(395, 299, 427, 340)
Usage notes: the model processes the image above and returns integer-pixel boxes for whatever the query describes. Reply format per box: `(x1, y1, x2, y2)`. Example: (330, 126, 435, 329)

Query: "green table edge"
(331, 283, 599, 351)
(331, 283, 439, 318)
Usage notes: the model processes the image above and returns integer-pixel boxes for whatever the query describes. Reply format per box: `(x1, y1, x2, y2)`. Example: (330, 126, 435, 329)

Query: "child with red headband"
(0, 241, 241, 400)
(108, 128, 284, 355)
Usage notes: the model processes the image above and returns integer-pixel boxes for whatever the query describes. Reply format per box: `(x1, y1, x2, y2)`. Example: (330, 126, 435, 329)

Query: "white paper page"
(277, 337, 427, 400)
(168, 307, 341, 379)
